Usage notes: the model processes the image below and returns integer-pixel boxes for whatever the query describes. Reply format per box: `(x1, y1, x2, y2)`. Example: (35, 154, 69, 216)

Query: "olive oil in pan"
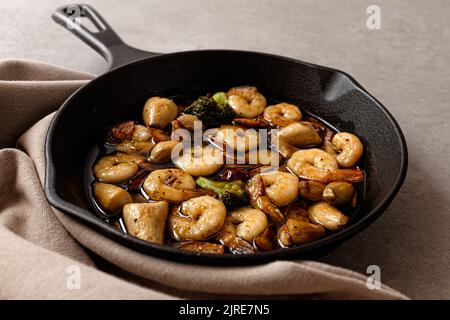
(84, 144, 176, 234)
(84, 143, 126, 234)
(83, 91, 366, 250)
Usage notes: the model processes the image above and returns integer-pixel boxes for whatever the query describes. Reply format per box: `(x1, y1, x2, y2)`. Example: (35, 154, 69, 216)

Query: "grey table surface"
(1, 0, 449, 299)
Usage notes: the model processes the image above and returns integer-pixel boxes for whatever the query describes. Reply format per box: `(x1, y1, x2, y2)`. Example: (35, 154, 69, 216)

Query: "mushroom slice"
(123, 202, 169, 244)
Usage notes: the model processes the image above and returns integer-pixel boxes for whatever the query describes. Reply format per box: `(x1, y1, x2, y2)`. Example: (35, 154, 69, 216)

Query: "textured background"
(1, 0, 449, 299)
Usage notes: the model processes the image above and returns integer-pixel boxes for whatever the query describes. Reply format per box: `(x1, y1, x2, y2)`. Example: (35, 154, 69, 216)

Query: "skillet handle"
(52, 4, 160, 71)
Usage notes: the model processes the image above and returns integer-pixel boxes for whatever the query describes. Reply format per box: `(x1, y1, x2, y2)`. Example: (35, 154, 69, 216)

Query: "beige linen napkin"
(0, 59, 408, 299)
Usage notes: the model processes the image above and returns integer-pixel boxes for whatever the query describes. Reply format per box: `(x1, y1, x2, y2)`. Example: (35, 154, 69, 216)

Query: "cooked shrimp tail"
(217, 216, 256, 254)
(233, 116, 268, 128)
(329, 169, 364, 183)
(218, 232, 255, 254)
(246, 174, 293, 224)
(254, 224, 277, 251)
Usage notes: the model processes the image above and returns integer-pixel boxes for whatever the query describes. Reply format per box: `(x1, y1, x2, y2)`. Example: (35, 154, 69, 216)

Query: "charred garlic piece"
(148, 141, 180, 163)
(308, 201, 349, 231)
(322, 182, 355, 206)
(143, 97, 178, 129)
(93, 182, 132, 214)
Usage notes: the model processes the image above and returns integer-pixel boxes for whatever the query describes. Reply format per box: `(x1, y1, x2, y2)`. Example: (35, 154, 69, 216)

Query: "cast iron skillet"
(45, 4, 408, 265)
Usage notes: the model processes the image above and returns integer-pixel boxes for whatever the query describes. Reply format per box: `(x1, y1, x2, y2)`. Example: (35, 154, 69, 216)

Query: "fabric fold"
(0, 59, 95, 148)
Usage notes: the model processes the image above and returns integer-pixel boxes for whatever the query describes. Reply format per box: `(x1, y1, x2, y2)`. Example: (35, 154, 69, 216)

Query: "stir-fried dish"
(88, 86, 365, 255)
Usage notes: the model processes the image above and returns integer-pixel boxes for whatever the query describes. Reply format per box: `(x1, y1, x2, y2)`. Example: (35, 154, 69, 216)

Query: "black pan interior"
(45, 50, 407, 264)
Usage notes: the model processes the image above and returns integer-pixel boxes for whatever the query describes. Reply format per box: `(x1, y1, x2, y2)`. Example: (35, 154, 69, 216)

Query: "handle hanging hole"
(74, 16, 102, 33)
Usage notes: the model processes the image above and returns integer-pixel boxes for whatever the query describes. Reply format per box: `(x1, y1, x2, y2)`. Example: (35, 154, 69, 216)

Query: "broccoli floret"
(212, 91, 228, 107)
(183, 95, 235, 128)
(196, 177, 248, 209)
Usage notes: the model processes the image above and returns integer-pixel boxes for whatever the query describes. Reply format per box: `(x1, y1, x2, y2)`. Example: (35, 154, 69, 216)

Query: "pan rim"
(44, 49, 408, 264)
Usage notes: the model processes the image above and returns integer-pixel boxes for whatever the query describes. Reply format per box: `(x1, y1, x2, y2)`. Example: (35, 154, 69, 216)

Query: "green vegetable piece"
(183, 95, 235, 128)
(212, 92, 228, 107)
(196, 176, 248, 209)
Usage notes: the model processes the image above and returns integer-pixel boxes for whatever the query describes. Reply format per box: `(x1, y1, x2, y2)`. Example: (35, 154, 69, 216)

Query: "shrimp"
(227, 86, 267, 118)
(256, 171, 300, 207)
(143, 168, 211, 203)
(93, 152, 144, 183)
(332, 132, 364, 167)
(168, 196, 226, 241)
(213, 125, 260, 152)
(142, 96, 178, 129)
(173, 145, 224, 176)
(308, 201, 349, 231)
(247, 171, 299, 223)
(217, 215, 255, 254)
(229, 207, 268, 243)
(263, 103, 302, 127)
(287, 149, 364, 183)
(322, 182, 355, 206)
(273, 122, 322, 158)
